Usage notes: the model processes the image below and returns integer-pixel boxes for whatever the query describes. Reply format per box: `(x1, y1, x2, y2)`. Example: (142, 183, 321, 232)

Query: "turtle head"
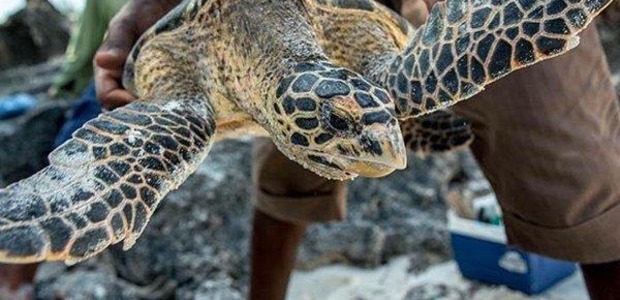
(270, 63, 407, 180)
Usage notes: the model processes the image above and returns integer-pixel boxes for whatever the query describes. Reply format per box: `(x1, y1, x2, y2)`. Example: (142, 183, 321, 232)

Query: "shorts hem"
(253, 186, 347, 225)
(504, 204, 620, 264)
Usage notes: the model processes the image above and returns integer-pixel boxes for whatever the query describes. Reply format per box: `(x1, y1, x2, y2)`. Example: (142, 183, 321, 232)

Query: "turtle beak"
(347, 122, 407, 177)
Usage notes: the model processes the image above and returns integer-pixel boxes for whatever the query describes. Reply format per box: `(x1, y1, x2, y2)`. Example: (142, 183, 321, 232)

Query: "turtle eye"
(327, 112, 350, 132)
(321, 96, 363, 136)
(322, 103, 356, 136)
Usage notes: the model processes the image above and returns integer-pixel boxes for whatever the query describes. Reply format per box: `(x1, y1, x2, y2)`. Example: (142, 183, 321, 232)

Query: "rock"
(298, 221, 387, 269)
(26, 140, 469, 299)
(0, 0, 70, 70)
(382, 218, 451, 264)
(297, 151, 466, 269)
(37, 270, 121, 300)
(180, 277, 244, 300)
(0, 59, 63, 96)
(0, 101, 68, 186)
(91, 140, 256, 298)
(403, 284, 466, 300)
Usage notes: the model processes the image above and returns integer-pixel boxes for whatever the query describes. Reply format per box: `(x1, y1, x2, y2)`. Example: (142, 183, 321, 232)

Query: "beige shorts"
(252, 138, 347, 225)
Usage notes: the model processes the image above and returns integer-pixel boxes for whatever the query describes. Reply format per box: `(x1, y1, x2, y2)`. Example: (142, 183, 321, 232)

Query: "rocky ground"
(0, 0, 69, 71)
(25, 139, 482, 299)
(0, 3, 618, 300)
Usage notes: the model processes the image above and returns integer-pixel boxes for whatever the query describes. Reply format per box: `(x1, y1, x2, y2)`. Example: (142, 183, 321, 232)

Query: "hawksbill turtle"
(0, 0, 612, 264)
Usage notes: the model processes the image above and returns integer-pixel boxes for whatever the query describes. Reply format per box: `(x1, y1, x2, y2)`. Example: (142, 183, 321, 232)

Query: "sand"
(288, 257, 588, 300)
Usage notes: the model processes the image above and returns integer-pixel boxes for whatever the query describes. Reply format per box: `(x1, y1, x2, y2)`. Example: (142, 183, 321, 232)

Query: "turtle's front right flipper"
(0, 98, 216, 265)
(401, 110, 473, 156)
(387, 0, 615, 118)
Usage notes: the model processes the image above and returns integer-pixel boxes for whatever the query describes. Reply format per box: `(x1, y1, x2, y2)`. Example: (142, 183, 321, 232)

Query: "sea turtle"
(0, 0, 612, 264)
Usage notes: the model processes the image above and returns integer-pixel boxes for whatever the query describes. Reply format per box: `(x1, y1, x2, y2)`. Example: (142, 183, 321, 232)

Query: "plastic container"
(448, 210, 577, 295)
(0, 93, 37, 119)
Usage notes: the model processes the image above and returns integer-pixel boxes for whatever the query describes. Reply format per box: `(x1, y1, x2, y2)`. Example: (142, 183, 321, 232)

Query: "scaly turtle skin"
(0, 0, 612, 264)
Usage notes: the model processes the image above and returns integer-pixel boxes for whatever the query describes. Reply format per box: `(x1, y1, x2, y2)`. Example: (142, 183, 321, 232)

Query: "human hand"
(420, 0, 440, 10)
(399, 0, 441, 25)
(94, 0, 182, 110)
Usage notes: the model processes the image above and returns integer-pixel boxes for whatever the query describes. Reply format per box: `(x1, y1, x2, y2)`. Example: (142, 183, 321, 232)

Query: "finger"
(401, 0, 431, 25)
(94, 64, 120, 98)
(101, 90, 135, 110)
(94, 67, 136, 110)
(423, 0, 440, 10)
(94, 48, 127, 70)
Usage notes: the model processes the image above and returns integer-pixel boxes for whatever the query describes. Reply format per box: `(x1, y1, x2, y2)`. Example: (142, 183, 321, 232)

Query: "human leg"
(0, 263, 37, 300)
(249, 139, 347, 299)
(250, 209, 307, 300)
(582, 261, 620, 300)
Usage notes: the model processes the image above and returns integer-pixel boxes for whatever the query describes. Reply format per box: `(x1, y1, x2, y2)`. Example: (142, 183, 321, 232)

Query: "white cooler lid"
(448, 210, 507, 244)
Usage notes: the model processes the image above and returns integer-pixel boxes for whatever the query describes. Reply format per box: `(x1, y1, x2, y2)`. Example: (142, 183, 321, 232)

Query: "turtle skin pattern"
(0, 0, 613, 264)
(384, 0, 612, 117)
(400, 110, 473, 155)
(0, 99, 215, 264)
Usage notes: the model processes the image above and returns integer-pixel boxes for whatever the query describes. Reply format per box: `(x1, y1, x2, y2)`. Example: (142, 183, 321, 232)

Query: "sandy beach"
(288, 257, 588, 300)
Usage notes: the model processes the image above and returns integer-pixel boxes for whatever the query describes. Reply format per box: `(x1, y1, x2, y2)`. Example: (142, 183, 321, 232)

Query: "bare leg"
(581, 261, 620, 300)
(0, 264, 37, 300)
(250, 209, 307, 300)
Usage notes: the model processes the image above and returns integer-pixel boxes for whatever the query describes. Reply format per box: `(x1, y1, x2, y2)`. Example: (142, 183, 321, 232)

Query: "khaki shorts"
(252, 25, 620, 263)
(252, 139, 347, 225)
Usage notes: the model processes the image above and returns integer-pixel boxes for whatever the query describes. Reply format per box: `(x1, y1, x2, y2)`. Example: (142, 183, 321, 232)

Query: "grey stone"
(0, 101, 69, 186)
(181, 277, 244, 300)
(24, 140, 469, 299)
(298, 221, 387, 269)
(0, 59, 63, 96)
(36, 270, 122, 300)
(0, 0, 70, 71)
(403, 284, 466, 300)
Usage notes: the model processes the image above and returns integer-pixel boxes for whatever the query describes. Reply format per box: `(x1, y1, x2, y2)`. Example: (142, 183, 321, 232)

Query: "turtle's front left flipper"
(0, 98, 216, 265)
(401, 110, 473, 155)
(386, 0, 615, 118)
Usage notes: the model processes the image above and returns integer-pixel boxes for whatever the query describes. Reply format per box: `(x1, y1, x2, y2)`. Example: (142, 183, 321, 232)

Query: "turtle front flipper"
(400, 110, 473, 155)
(0, 96, 216, 265)
(385, 0, 615, 118)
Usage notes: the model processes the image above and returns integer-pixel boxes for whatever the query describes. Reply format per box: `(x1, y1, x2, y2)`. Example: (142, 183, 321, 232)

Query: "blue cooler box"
(448, 210, 577, 295)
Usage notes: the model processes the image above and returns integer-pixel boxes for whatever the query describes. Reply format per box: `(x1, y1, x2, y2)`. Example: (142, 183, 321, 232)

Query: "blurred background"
(0, 0, 84, 22)
(0, 0, 618, 299)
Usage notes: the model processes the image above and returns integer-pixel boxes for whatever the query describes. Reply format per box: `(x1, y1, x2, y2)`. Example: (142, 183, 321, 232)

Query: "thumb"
(94, 48, 127, 70)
